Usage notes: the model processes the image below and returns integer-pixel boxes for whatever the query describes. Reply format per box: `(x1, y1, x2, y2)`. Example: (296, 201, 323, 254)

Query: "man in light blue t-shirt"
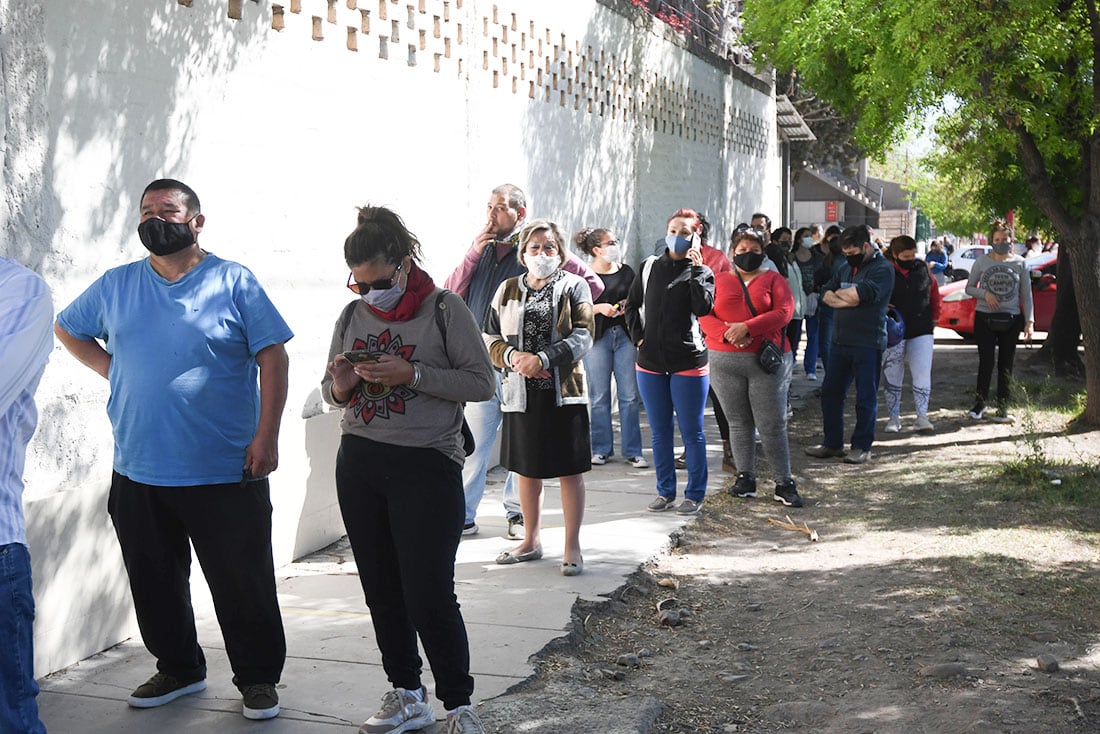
(55, 179, 292, 721)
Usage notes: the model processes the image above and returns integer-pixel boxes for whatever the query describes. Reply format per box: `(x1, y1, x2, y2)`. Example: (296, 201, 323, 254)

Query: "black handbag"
(735, 272, 786, 375)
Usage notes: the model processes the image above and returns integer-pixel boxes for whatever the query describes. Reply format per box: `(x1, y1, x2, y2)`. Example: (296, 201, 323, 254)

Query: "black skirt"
(501, 389, 591, 478)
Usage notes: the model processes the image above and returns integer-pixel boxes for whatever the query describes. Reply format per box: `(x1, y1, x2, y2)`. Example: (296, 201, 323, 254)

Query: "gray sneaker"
(646, 496, 675, 512)
(506, 515, 525, 540)
(359, 687, 434, 734)
(446, 705, 485, 734)
(675, 498, 703, 515)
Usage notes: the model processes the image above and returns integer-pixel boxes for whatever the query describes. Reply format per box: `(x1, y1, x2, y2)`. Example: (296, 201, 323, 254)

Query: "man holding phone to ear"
(54, 178, 292, 721)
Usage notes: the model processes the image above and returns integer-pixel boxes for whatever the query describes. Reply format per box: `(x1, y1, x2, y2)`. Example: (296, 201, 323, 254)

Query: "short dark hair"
(750, 212, 771, 229)
(771, 227, 791, 241)
(730, 229, 765, 251)
(889, 235, 917, 258)
(492, 183, 526, 211)
(142, 178, 201, 214)
(344, 205, 423, 267)
(838, 225, 872, 249)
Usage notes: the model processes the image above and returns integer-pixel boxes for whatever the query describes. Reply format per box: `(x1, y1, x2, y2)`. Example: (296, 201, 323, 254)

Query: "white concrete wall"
(1, 0, 779, 675)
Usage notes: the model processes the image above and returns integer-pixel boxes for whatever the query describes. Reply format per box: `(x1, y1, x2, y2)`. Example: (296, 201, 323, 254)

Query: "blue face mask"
(665, 234, 692, 254)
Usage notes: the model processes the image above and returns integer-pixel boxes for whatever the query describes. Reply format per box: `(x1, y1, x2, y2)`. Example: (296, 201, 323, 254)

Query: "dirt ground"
(492, 334, 1100, 733)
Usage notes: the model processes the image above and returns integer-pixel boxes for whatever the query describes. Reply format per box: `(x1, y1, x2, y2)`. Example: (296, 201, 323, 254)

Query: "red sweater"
(700, 270, 794, 353)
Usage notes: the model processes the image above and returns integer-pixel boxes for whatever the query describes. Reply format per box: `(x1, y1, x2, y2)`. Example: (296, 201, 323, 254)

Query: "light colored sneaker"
(591, 453, 608, 465)
(461, 522, 478, 537)
(913, 415, 934, 432)
(884, 416, 901, 433)
(359, 687, 434, 734)
(446, 705, 485, 734)
(627, 455, 649, 469)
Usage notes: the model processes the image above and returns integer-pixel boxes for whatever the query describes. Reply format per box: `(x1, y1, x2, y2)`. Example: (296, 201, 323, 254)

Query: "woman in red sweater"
(700, 230, 802, 508)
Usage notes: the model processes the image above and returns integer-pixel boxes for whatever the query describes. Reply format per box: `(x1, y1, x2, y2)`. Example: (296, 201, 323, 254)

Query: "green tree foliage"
(743, 0, 1099, 420)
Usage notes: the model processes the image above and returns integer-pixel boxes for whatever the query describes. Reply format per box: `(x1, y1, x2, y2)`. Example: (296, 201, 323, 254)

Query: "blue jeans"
(821, 344, 883, 452)
(816, 304, 835, 373)
(461, 374, 520, 523)
(0, 543, 45, 734)
(636, 370, 709, 502)
(802, 313, 820, 375)
(583, 326, 643, 458)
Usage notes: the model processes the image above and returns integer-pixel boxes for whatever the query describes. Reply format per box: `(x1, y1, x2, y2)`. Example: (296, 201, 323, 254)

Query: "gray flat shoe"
(561, 559, 584, 577)
(495, 545, 543, 565)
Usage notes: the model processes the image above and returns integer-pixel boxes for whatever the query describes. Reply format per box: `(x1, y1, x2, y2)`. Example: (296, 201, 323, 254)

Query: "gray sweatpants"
(708, 349, 793, 482)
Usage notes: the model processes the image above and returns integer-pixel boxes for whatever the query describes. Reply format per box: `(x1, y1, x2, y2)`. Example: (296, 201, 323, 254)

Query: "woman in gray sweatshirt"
(964, 221, 1034, 422)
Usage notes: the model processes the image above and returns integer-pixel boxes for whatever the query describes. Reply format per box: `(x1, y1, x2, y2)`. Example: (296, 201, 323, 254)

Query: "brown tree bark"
(1035, 246, 1084, 376)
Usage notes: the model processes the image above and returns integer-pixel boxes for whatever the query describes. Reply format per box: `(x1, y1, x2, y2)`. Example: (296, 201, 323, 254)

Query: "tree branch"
(1008, 120, 1078, 238)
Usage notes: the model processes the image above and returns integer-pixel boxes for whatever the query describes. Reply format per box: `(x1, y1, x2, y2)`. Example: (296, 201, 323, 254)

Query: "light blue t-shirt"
(57, 254, 293, 486)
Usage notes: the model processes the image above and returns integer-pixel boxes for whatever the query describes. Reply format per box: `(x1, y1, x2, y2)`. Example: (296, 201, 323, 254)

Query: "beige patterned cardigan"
(482, 271, 594, 413)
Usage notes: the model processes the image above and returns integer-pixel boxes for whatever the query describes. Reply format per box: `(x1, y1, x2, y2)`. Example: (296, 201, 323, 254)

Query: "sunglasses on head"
(347, 261, 403, 295)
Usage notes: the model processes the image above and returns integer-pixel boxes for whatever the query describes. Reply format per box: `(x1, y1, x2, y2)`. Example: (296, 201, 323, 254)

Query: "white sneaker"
(359, 687, 434, 734)
(627, 455, 649, 469)
(884, 417, 901, 433)
(446, 705, 485, 734)
(591, 453, 608, 465)
(913, 415, 934, 432)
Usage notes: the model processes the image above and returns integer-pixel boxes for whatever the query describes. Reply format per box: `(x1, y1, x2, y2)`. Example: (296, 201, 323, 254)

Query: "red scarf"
(366, 261, 436, 321)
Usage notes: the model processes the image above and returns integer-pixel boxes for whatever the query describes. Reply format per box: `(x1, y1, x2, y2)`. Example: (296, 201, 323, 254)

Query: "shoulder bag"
(735, 273, 785, 375)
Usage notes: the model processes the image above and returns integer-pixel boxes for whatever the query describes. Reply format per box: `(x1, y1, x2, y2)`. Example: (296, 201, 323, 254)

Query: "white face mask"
(601, 244, 622, 264)
(526, 254, 560, 280)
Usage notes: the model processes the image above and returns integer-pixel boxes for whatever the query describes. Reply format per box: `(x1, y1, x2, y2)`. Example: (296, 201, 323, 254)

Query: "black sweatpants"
(107, 472, 286, 687)
(335, 434, 474, 710)
(973, 311, 1023, 405)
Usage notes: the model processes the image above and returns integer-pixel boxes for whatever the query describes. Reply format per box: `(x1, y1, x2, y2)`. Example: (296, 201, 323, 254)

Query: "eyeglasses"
(347, 262, 403, 295)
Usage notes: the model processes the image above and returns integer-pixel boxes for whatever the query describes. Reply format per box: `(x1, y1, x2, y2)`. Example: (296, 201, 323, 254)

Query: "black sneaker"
(728, 472, 757, 498)
(674, 452, 687, 470)
(773, 479, 804, 508)
(241, 683, 280, 720)
(967, 402, 986, 420)
(127, 672, 207, 708)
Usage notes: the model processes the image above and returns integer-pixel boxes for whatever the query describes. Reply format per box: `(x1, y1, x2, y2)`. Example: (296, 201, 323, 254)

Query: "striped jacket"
(482, 271, 594, 412)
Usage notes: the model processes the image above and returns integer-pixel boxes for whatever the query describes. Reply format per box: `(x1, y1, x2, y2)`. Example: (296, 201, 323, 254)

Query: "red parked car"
(937, 252, 1058, 337)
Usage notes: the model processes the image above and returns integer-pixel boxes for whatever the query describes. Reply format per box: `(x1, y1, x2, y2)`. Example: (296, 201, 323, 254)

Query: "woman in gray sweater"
(322, 205, 495, 734)
(964, 221, 1034, 422)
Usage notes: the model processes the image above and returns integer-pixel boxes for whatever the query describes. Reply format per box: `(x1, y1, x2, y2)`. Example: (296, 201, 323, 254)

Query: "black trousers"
(973, 312, 1023, 405)
(335, 434, 473, 710)
(108, 472, 286, 687)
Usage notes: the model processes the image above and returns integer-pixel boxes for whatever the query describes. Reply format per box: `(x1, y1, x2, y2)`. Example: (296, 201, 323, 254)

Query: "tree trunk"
(1069, 216, 1100, 425)
(1036, 244, 1084, 376)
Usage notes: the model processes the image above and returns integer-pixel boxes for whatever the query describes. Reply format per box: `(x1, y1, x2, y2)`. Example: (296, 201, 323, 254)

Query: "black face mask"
(897, 258, 918, 270)
(138, 217, 196, 256)
(733, 251, 765, 272)
(846, 251, 868, 270)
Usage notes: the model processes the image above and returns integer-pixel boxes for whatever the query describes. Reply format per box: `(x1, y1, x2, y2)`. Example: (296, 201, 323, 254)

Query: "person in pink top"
(700, 229, 803, 508)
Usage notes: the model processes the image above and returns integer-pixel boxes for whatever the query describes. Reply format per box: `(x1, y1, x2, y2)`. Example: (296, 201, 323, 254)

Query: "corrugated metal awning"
(776, 95, 816, 142)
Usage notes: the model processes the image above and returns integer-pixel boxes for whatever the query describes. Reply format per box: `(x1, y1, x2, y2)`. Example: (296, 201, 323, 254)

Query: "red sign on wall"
(825, 201, 838, 222)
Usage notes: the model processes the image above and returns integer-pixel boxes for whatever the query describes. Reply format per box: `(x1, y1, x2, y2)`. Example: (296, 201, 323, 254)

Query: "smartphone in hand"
(343, 349, 379, 363)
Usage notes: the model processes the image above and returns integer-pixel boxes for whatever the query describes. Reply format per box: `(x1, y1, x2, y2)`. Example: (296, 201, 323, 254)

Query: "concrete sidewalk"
(36, 460, 696, 733)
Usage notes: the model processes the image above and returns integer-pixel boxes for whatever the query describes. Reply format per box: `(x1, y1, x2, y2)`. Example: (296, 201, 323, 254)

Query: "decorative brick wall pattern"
(196, 0, 767, 157)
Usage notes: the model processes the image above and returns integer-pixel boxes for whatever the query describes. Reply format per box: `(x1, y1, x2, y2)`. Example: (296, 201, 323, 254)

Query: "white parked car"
(948, 246, 990, 279)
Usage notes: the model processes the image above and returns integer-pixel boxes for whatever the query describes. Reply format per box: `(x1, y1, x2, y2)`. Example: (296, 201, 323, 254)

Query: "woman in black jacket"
(624, 209, 715, 515)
